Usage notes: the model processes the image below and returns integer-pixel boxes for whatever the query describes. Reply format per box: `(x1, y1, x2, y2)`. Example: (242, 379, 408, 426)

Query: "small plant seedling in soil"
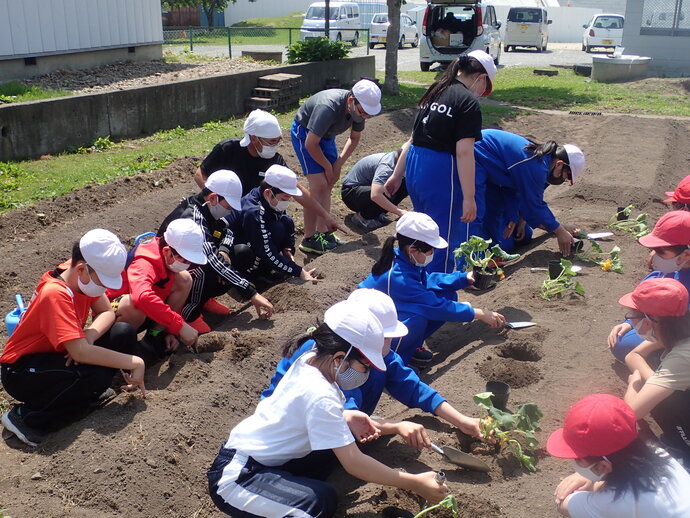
(473, 392, 543, 472)
(414, 494, 459, 518)
(540, 259, 585, 300)
(454, 236, 518, 273)
(573, 240, 623, 273)
(608, 205, 650, 239)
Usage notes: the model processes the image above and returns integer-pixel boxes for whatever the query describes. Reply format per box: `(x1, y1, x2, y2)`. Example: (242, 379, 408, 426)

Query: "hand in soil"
(251, 293, 274, 319)
(412, 471, 450, 504)
(120, 362, 147, 398)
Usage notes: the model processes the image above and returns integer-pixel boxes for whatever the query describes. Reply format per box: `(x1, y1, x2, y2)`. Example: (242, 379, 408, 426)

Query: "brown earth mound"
(0, 108, 688, 517)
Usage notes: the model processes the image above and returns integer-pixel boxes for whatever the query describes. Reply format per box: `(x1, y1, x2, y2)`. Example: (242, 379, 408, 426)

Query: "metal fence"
(640, 0, 690, 36)
(163, 27, 370, 58)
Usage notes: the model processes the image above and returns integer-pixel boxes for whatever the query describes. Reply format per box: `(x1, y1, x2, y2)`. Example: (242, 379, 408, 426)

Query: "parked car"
(369, 12, 419, 49)
(300, 1, 361, 45)
(503, 7, 551, 52)
(419, 1, 502, 72)
(582, 13, 624, 53)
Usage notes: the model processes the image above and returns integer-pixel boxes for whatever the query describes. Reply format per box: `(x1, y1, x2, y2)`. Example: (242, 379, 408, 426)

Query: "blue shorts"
(291, 120, 338, 175)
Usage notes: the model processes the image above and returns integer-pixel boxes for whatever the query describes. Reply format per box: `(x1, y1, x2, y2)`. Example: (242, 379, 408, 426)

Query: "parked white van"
(503, 7, 551, 52)
(300, 1, 362, 45)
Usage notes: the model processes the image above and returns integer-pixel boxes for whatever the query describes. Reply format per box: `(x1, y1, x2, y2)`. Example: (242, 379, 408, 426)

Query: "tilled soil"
(0, 108, 689, 518)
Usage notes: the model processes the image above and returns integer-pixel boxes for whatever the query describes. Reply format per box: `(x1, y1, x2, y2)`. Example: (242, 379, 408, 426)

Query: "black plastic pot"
(381, 507, 414, 518)
(486, 380, 510, 411)
(473, 267, 497, 291)
(617, 207, 628, 221)
(548, 260, 563, 279)
(572, 238, 584, 254)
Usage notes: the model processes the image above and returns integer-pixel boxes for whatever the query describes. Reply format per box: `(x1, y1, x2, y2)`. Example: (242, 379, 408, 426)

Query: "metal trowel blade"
(506, 321, 537, 329)
(440, 445, 491, 472)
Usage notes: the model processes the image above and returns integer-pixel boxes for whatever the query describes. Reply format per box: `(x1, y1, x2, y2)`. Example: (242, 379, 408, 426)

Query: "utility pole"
(325, 0, 331, 39)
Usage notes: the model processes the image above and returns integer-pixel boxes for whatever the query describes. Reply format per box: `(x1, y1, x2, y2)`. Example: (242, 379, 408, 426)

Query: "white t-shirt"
(568, 452, 690, 518)
(225, 351, 355, 466)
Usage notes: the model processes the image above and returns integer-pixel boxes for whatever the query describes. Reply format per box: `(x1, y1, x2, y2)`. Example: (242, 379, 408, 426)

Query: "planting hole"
(477, 358, 542, 388)
(496, 341, 543, 362)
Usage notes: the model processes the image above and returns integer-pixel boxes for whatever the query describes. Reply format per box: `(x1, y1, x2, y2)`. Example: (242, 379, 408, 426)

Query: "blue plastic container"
(5, 294, 26, 337)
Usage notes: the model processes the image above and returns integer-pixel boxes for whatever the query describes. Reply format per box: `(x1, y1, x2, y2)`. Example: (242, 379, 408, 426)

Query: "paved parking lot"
(169, 41, 594, 72)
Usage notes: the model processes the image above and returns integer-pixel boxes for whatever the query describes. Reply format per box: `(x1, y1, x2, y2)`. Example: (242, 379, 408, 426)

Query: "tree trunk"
(204, 5, 215, 27)
(325, 0, 330, 39)
(384, 0, 401, 95)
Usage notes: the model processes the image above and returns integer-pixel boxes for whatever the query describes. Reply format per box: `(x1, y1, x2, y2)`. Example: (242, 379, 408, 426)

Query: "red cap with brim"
(663, 175, 690, 204)
(618, 277, 689, 317)
(638, 211, 690, 248)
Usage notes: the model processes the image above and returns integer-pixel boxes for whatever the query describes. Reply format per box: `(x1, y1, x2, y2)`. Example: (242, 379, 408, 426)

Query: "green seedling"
(574, 240, 623, 274)
(608, 205, 650, 238)
(540, 259, 585, 300)
(474, 392, 543, 472)
(414, 494, 459, 518)
(453, 235, 518, 273)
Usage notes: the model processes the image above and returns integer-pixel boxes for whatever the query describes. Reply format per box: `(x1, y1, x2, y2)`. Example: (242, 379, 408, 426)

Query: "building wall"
(494, 6, 603, 42)
(622, 0, 690, 76)
(0, 0, 163, 60)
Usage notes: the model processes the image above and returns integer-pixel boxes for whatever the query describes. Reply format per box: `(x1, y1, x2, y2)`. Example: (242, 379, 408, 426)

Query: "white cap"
(352, 79, 382, 116)
(348, 289, 408, 338)
(205, 170, 243, 210)
(395, 212, 448, 249)
(564, 144, 585, 182)
(324, 300, 386, 371)
(265, 164, 302, 197)
(467, 49, 497, 96)
(239, 109, 282, 147)
(79, 229, 127, 289)
(163, 219, 208, 266)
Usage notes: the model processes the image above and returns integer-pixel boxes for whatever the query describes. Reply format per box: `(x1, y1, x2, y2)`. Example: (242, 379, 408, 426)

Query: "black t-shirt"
(199, 138, 287, 196)
(411, 80, 483, 154)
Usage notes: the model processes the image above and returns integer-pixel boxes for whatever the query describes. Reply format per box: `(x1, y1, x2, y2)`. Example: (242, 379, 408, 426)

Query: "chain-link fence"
(640, 0, 690, 36)
(163, 27, 370, 58)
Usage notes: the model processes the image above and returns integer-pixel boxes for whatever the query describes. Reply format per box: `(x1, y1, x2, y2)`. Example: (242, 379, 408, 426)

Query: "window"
(641, 0, 689, 36)
(373, 13, 388, 24)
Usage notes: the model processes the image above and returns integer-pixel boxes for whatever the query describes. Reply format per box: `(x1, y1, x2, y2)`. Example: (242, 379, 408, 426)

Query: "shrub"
(286, 38, 349, 64)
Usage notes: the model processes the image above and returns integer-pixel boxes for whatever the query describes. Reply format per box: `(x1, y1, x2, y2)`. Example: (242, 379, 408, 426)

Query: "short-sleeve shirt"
(199, 138, 287, 196)
(0, 265, 96, 364)
(224, 351, 354, 466)
(567, 450, 690, 518)
(294, 89, 365, 139)
(411, 79, 483, 154)
(342, 151, 397, 188)
(647, 338, 690, 392)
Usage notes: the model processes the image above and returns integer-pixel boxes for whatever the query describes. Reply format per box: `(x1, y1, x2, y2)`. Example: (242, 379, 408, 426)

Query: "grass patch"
(232, 12, 306, 29)
(0, 81, 71, 104)
(393, 68, 690, 117)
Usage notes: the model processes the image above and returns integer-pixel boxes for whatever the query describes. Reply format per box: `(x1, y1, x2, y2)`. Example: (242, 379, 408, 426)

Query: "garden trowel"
(430, 443, 490, 472)
(505, 321, 537, 329)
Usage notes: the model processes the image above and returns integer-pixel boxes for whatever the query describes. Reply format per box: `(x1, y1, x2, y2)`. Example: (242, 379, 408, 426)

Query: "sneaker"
(299, 234, 332, 255)
(2, 407, 43, 447)
(90, 388, 117, 408)
(139, 330, 167, 358)
(323, 232, 345, 246)
(203, 297, 230, 315)
(377, 213, 393, 226)
(188, 315, 211, 334)
(410, 347, 434, 366)
(352, 212, 384, 231)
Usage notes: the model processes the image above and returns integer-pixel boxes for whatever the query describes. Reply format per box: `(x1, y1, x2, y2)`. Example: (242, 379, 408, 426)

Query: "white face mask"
(270, 192, 290, 212)
(78, 267, 107, 297)
(633, 318, 657, 342)
(467, 74, 486, 98)
(168, 259, 190, 273)
(257, 144, 278, 159)
(205, 200, 233, 220)
(413, 250, 434, 267)
(571, 458, 608, 482)
(652, 252, 688, 274)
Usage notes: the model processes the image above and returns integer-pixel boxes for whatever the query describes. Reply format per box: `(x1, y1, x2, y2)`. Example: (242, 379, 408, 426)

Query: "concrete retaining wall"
(0, 55, 375, 161)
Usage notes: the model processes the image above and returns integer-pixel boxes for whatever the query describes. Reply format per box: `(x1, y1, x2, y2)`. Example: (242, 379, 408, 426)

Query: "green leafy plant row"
(608, 205, 650, 239)
(286, 37, 349, 64)
(573, 238, 623, 273)
(453, 235, 518, 273)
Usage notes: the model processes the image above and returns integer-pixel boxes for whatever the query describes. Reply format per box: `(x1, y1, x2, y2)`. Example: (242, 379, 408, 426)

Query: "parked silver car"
(369, 12, 419, 49)
(419, 1, 502, 71)
(582, 13, 624, 53)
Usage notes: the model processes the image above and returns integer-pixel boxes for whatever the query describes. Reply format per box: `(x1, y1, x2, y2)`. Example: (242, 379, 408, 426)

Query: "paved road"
(169, 42, 595, 72)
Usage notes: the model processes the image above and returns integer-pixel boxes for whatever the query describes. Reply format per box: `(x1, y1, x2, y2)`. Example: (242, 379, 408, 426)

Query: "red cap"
(638, 211, 690, 248)
(618, 277, 689, 317)
(547, 394, 637, 459)
(664, 175, 690, 204)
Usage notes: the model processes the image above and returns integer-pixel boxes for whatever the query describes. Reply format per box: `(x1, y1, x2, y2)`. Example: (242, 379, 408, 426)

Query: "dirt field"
(0, 107, 689, 518)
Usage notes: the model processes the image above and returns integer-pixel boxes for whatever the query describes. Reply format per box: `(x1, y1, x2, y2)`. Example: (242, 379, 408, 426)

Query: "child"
(0, 229, 146, 447)
(207, 299, 447, 517)
(107, 218, 208, 358)
(359, 211, 505, 366)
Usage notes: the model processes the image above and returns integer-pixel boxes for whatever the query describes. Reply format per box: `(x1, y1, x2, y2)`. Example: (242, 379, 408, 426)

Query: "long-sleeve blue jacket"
(261, 339, 446, 415)
(474, 129, 559, 232)
(358, 248, 475, 323)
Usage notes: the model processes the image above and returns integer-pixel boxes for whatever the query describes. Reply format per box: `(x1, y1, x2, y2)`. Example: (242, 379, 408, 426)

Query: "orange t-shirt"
(0, 267, 97, 364)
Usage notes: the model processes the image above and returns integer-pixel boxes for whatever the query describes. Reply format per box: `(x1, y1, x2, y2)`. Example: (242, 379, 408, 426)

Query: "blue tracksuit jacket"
(261, 339, 446, 416)
(358, 248, 475, 364)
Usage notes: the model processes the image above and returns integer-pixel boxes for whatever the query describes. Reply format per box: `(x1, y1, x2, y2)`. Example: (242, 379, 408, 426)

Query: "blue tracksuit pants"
(406, 145, 484, 273)
(392, 314, 446, 365)
(482, 183, 533, 252)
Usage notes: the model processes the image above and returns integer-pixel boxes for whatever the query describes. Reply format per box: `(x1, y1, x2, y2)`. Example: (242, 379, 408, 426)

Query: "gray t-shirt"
(342, 152, 397, 188)
(294, 89, 365, 139)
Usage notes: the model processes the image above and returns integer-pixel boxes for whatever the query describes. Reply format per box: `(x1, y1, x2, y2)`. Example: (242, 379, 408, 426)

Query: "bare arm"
(624, 340, 665, 380)
(84, 295, 116, 345)
(371, 183, 405, 217)
(194, 166, 206, 189)
(434, 401, 482, 438)
(624, 371, 674, 419)
(384, 137, 412, 196)
(455, 138, 476, 222)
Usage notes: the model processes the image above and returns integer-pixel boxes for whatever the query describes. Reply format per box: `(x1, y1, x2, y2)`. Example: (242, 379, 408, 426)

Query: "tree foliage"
(162, 0, 255, 27)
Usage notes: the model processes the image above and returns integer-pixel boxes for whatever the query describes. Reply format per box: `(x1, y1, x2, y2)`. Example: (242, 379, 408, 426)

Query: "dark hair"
(651, 245, 688, 256)
(259, 180, 283, 196)
(371, 234, 434, 276)
(524, 139, 569, 166)
(671, 201, 690, 211)
(281, 321, 366, 362)
(598, 438, 672, 501)
(418, 56, 487, 107)
(657, 312, 690, 349)
(71, 241, 85, 264)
